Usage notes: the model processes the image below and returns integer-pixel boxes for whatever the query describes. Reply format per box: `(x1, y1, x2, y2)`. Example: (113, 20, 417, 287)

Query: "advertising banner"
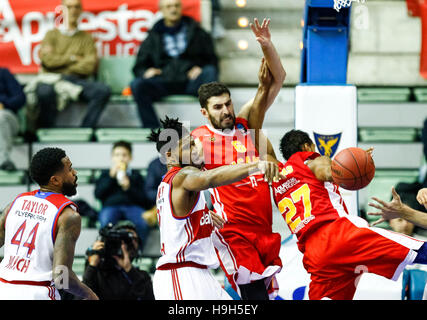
(0, 0, 200, 73)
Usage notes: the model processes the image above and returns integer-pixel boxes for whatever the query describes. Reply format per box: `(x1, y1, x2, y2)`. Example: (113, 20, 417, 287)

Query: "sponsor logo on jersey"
(200, 211, 212, 226)
(313, 132, 342, 157)
(274, 177, 300, 195)
(231, 140, 247, 153)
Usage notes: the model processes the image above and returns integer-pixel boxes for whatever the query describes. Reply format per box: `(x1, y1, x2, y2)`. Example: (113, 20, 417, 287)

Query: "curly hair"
(280, 129, 313, 160)
(148, 116, 189, 155)
(30, 147, 67, 186)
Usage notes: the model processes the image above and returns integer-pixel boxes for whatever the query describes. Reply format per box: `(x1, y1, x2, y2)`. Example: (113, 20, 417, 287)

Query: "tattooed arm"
(53, 206, 98, 300)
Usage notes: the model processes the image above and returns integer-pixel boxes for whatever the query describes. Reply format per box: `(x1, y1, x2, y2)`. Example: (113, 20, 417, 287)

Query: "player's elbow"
(277, 67, 286, 84)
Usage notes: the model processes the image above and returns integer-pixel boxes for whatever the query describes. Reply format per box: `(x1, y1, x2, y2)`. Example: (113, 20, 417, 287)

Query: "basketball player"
(0, 148, 98, 300)
(270, 129, 427, 300)
(191, 18, 286, 300)
(149, 117, 282, 300)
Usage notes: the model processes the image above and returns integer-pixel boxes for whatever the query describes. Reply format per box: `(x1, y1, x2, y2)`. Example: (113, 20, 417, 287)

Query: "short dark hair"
(198, 82, 230, 109)
(112, 140, 132, 154)
(148, 116, 189, 155)
(30, 147, 67, 186)
(280, 130, 313, 160)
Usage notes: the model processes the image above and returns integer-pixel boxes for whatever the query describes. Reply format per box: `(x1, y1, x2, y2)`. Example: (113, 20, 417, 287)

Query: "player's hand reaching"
(365, 147, 374, 157)
(210, 210, 225, 229)
(368, 187, 406, 226)
(416, 188, 427, 209)
(256, 161, 284, 184)
(250, 18, 271, 48)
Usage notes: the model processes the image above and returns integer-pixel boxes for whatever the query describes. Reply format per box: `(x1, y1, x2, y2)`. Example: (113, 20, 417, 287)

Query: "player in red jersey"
(148, 117, 282, 299)
(270, 129, 427, 300)
(191, 18, 286, 299)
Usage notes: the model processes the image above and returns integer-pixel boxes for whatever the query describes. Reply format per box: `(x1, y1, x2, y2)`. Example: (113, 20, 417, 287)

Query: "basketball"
(331, 147, 375, 191)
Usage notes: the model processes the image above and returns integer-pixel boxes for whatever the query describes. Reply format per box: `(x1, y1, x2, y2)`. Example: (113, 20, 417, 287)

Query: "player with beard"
(150, 117, 282, 299)
(0, 147, 98, 300)
(191, 18, 286, 300)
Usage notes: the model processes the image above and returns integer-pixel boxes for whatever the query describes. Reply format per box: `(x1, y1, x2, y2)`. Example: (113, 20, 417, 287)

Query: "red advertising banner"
(0, 0, 200, 73)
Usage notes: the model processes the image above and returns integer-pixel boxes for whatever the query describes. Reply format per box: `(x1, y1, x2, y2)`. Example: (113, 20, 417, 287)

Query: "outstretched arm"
(251, 18, 286, 91)
(240, 18, 285, 129)
(368, 187, 427, 228)
(177, 161, 282, 193)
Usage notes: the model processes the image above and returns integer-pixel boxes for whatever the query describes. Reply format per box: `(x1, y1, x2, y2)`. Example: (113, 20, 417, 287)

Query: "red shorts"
(302, 216, 424, 300)
(212, 224, 282, 298)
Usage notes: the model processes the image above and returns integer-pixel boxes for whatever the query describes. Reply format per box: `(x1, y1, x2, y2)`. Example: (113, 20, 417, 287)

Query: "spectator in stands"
(211, 0, 225, 39)
(0, 68, 26, 171)
(144, 155, 167, 208)
(29, 0, 110, 129)
(141, 154, 167, 227)
(393, 117, 427, 214)
(94, 140, 151, 248)
(131, 0, 218, 128)
(83, 220, 155, 300)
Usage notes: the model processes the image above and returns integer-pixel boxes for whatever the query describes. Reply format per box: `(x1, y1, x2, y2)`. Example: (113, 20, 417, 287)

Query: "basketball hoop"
(333, 0, 366, 12)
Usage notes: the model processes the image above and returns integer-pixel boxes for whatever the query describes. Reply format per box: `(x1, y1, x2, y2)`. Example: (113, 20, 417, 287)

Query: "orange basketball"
(331, 147, 375, 190)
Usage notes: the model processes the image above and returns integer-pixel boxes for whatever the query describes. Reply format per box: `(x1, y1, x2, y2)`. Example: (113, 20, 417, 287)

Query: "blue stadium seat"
(402, 268, 427, 300)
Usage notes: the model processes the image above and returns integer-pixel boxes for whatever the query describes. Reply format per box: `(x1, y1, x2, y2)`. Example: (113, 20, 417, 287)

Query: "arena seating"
(2, 1, 427, 285)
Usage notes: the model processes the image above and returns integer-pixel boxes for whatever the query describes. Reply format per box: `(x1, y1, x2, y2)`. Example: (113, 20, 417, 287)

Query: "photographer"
(83, 221, 155, 300)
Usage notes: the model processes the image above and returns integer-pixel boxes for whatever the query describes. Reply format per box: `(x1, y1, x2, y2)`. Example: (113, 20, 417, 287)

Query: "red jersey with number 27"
(191, 118, 272, 229)
(272, 151, 349, 252)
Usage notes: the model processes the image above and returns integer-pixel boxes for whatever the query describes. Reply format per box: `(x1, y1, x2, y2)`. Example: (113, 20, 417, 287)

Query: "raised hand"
(250, 18, 271, 48)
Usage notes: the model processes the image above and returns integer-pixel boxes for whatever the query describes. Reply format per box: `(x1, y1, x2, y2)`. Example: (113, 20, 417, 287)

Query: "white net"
(333, 0, 365, 12)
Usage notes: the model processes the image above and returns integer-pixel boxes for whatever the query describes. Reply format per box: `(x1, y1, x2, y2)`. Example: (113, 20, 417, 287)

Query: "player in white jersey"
(0, 147, 98, 300)
(148, 117, 282, 300)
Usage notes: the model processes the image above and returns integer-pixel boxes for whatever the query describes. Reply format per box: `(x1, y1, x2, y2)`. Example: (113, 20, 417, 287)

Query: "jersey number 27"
(277, 184, 313, 233)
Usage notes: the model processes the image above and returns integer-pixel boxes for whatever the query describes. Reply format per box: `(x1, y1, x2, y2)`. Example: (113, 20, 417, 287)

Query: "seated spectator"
(393, 117, 427, 214)
(94, 140, 151, 248)
(211, 0, 225, 39)
(26, 0, 110, 130)
(131, 0, 218, 128)
(83, 221, 155, 300)
(142, 154, 167, 227)
(0, 68, 26, 171)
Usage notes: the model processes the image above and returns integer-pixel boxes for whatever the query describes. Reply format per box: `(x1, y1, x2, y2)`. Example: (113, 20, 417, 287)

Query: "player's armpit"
(307, 156, 333, 182)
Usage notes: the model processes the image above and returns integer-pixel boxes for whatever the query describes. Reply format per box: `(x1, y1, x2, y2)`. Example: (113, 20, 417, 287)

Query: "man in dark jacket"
(130, 0, 218, 128)
(94, 140, 151, 245)
(0, 68, 26, 171)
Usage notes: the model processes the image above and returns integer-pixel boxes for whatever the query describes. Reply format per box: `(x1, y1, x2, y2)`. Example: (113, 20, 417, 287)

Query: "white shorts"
(0, 281, 59, 300)
(153, 266, 232, 300)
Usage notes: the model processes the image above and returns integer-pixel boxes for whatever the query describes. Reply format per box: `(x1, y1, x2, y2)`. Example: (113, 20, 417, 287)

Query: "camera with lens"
(86, 223, 138, 258)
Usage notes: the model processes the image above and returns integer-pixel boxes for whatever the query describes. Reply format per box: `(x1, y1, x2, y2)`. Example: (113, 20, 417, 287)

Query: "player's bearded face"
(59, 157, 78, 196)
(62, 176, 78, 196)
(62, 181, 77, 196)
(205, 94, 236, 130)
(208, 112, 236, 131)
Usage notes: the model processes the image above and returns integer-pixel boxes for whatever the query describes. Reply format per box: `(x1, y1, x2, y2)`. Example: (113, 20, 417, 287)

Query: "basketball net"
(333, 0, 365, 12)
